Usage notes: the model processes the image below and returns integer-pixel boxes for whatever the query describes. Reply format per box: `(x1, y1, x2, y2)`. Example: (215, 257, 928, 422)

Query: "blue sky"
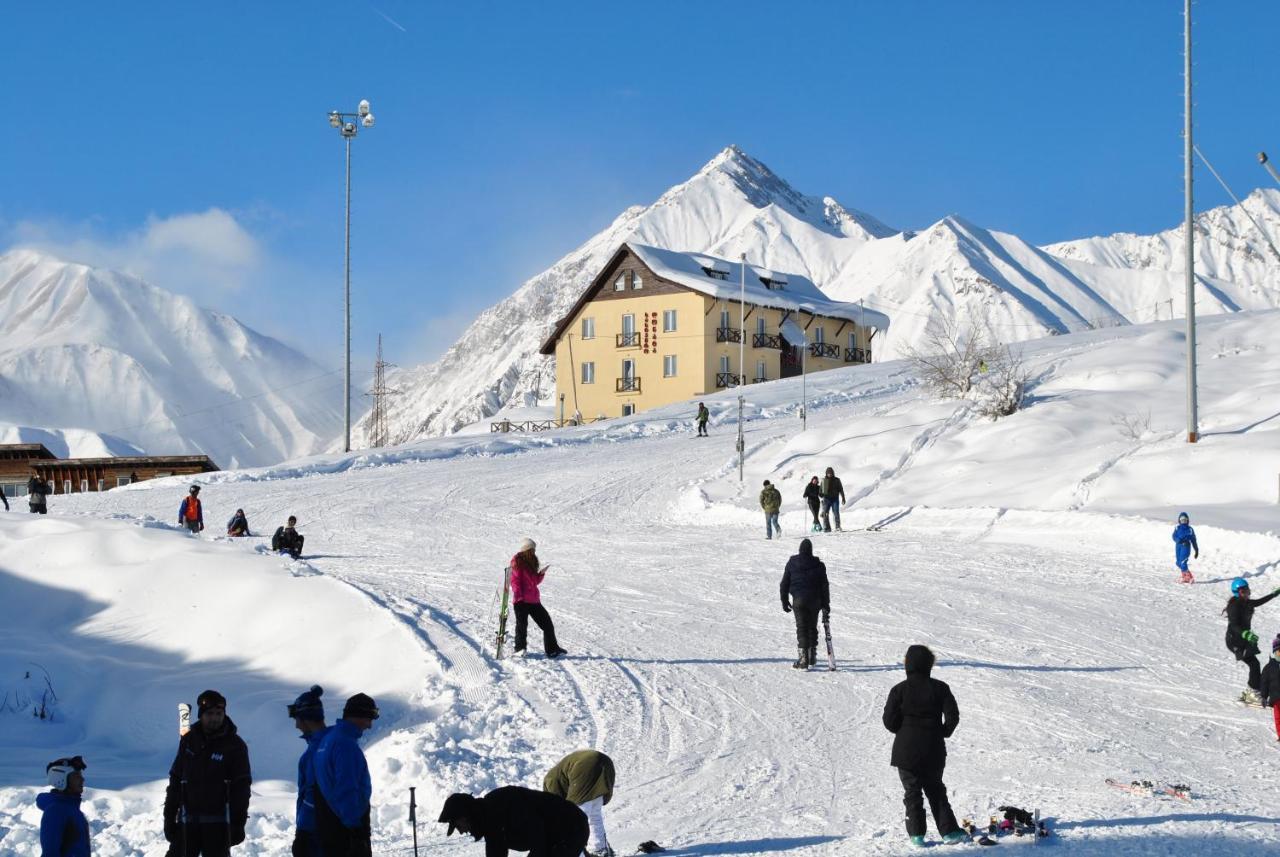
(4, 1, 1279, 371)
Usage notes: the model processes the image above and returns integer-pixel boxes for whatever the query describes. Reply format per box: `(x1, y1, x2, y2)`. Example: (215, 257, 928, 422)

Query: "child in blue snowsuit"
(1173, 512, 1198, 583)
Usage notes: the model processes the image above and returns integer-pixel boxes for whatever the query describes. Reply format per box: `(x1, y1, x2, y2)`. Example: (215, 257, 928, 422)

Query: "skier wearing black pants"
(882, 645, 965, 847)
(1224, 577, 1280, 704)
(510, 539, 567, 658)
(780, 538, 829, 670)
(802, 477, 821, 533)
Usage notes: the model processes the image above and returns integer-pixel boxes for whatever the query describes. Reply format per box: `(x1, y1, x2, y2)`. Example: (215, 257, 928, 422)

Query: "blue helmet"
(1232, 578, 1250, 595)
(1178, 512, 1190, 523)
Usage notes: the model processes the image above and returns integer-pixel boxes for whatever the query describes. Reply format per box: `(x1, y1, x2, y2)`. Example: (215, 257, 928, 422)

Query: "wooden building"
(0, 444, 219, 499)
(539, 242, 891, 420)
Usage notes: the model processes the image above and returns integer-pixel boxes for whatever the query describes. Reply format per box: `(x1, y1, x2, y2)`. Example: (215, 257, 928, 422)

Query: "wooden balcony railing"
(715, 372, 742, 388)
(809, 342, 840, 359)
(844, 347, 872, 364)
(715, 327, 743, 343)
(752, 332, 783, 349)
(616, 332, 640, 348)
(489, 417, 608, 433)
(616, 376, 641, 393)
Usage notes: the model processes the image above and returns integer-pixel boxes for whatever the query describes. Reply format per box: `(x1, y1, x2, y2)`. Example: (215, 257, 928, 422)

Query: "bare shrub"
(904, 314, 1029, 418)
(1111, 409, 1152, 441)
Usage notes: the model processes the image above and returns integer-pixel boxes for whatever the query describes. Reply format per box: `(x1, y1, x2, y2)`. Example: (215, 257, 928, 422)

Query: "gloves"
(782, 602, 792, 613)
(1273, 587, 1280, 596)
(1194, 550, 1199, 559)
(229, 823, 246, 846)
(1243, 630, 1259, 645)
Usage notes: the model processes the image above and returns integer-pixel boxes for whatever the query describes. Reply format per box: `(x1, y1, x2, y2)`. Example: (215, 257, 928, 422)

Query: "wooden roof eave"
(538, 245, 635, 355)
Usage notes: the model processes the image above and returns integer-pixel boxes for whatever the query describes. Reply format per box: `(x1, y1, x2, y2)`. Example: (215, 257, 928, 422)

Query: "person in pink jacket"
(510, 538, 567, 659)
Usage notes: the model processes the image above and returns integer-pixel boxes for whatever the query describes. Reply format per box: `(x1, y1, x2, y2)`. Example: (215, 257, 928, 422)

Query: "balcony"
(715, 372, 742, 388)
(752, 332, 783, 349)
(809, 342, 840, 359)
(844, 347, 872, 364)
(616, 332, 640, 348)
(715, 327, 743, 343)
(753, 376, 768, 384)
(616, 376, 641, 393)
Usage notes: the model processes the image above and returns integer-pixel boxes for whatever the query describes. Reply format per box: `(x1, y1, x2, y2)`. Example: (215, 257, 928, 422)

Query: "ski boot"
(793, 647, 807, 669)
(909, 835, 926, 848)
(811, 522, 822, 533)
(1180, 570, 1194, 584)
(942, 831, 968, 844)
(808, 646, 818, 670)
(1242, 687, 1264, 706)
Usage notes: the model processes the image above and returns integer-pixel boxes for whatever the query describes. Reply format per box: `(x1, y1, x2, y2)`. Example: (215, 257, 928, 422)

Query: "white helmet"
(46, 756, 86, 790)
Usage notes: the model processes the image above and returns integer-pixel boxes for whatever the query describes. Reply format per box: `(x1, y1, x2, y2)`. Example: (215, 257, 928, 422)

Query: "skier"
(1260, 638, 1280, 741)
(39, 755, 90, 857)
(28, 473, 48, 514)
(696, 402, 709, 437)
(882, 645, 966, 847)
(802, 476, 822, 533)
(314, 693, 379, 857)
(163, 689, 252, 857)
(272, 516, 305, 559)
(1224, 578, 1280, 704)
(760, 479, 782, 540)
(819, 467, 845, 532)
(178, 485, 204, 534)
(288, 685, 329, 857)
(543, 750, 616, 857)
(510, 538, 567, 659)
(780, 538, 830, 670)
(226, 509, 251, 538)
(437, 786, 590, 857)
(1172, 512, 1199, 583)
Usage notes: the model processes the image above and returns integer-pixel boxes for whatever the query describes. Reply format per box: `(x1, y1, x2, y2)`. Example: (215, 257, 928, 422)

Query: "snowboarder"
(39, 755, 90, 857)
(163, 689, 252, 856)
(696, 402, 709, 436)
(760, 479, 782, 539)
(226, 509, 251, 538)
(438, 786, 590, 857)
(28, 473, 47, 514)
(178, 485, 204, 534)
(288, 685, 329, 857)
(272, 516, 305, 559)
(542, 750, 616, 857)
(882, 645, 966, 847)
(802, 476, 821, 533)
(314, 693, 379, 857)
(1172, 512, 1199, 583)
(510, 538, 567, 659)
(820, 467, 845, 532)
(1224, 578, 1280, 704)
(781, 538, 830, 670)
(1260, 639, 1280, 741)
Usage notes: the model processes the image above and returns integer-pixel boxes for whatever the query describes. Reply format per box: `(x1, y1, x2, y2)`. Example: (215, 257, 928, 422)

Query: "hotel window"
(80, 480, 90, 493)
(63, 480, 72, 495)
(719, 355, 731, 374)
(622, 403, 636, 416)
(756, 316, 766, 336)
(756, 359, 766, 381)
(849, 331, 857, 350)
(614, 273, 627, 291)
(663, 355, 677, 377)
(814, 325, 825, 344)
(632, 272, 643, 290)
(581, 317, 595, 339)
(581, 362, 595, 384)
(719, 309, 730, 329)
(663, 309, 677, 332)
(97, 479, 105, 492)
(117, 476, 132, 488)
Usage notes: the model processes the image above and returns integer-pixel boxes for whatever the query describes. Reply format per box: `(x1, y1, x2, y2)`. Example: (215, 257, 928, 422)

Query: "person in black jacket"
(802, 477, 821, 533)
(438, 786, 589, 857)
(780, 538, 830, 670)
(819, 467, 845, 532)
(1260, 638, 1280, 742)
(1224, 577, 1280, 703)
(164, 689, 252, 856)
(28, 474, 48, 514)
(882, 645, 965, 847)
(273, 516, 305, 559)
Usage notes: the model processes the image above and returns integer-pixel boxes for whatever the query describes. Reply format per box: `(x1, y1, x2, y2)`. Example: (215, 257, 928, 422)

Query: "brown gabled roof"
(0, 443, 57, 459)
(39, 454, 220, 471)
(539, 245, 633, 355)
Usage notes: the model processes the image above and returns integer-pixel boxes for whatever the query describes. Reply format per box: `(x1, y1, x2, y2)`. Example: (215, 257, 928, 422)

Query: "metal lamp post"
(737, 253, 746, 482)
(328, 99, 376, 453)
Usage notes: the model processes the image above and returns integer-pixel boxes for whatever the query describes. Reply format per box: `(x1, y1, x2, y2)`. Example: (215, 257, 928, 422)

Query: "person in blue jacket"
(1173, 512, 1198, 583)
(289, 685, 329, 857)
(314, 693, 379, 857)
(38, 755, 90, 857)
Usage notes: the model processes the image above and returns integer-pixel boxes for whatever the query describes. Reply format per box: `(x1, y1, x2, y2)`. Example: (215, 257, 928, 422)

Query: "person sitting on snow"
(272, 516, 305, 559)
(1172, 511, 1199, 583)
(39, 755, 90, 857)
(543, 750, 616, 857)
(226, 509, 251, 538)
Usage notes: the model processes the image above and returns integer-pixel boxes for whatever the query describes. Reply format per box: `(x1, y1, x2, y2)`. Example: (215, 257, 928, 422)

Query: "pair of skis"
(495, 565, 511, 659)
(1105, 778, 1191, 800)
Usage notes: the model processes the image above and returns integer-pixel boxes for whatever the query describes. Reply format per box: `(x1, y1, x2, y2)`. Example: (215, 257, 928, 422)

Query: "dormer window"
(758, 272, 788, 291)
(702, 267, 728, 281)
(614, 273, 627, 291)
(632, 272, 643, 290)
(697, 257, 731, 281)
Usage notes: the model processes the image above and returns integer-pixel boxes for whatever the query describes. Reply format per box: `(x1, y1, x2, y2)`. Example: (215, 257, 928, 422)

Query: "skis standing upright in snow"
(178, 702, 191, 736)
(823, 614, 836, 671)
(495, 565, 512, 659)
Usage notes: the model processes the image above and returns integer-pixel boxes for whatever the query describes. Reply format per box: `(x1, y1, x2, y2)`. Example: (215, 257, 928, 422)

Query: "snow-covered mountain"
(370, 147, 1280, 444)
(0, 250, 342, 468)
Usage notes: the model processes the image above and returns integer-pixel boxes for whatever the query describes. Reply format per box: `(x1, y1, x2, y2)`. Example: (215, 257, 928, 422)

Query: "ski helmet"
(46, 756, 86, 791)
(1177, 512, 1189, 524)
(1232, 578, 1250, 595)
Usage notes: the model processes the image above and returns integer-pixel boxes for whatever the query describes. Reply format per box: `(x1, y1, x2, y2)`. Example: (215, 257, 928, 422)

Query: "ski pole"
(409, 786, 419, 857)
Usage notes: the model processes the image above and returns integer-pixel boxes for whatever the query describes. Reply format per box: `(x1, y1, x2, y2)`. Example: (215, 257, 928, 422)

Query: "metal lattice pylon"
(365, 334, 399, 448)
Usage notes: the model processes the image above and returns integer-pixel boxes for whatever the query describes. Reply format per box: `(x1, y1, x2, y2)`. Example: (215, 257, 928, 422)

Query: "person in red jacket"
(178, 485, 204, 534)
(510, 538, 566, 659)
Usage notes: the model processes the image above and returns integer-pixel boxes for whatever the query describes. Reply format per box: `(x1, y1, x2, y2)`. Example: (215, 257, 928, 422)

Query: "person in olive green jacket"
(543, 750, 615, 857)
(759, 480, 783, 540)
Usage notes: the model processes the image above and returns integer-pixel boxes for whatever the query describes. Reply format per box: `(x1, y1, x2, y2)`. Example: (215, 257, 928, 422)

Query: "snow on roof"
(627, 243, 890, 330)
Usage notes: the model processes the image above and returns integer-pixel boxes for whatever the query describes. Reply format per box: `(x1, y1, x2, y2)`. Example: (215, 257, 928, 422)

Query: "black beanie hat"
(343, 692, 380, 720)
(439, 793, 480, 836)
(288, 685, 324, 721)
(197, 689, 227, 716)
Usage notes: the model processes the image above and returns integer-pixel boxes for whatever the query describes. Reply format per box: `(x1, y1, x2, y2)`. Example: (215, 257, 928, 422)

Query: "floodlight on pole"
(327, 98, 376, 453)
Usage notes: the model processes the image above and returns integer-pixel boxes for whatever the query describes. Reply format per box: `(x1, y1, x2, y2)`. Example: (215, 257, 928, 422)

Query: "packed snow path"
(6, 313, 1280, 855)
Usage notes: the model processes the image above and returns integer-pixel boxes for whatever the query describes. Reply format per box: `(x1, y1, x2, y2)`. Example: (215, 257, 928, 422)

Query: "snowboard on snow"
(495, 565, 511, 659)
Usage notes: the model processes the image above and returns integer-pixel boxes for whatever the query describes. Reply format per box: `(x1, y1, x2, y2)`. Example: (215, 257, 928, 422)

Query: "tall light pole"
(328, 99, 376, 453)
(1183, 0, 1198, 443)
(737, 253, 746, 481)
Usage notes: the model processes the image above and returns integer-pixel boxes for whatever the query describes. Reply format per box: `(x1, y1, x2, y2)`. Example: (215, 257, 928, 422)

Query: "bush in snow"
(0, 664, 59, 721)
(904, 314, 1028, 418)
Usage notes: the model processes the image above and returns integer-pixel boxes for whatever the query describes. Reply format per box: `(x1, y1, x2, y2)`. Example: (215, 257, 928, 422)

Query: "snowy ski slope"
(3, 311, 1280, 855)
